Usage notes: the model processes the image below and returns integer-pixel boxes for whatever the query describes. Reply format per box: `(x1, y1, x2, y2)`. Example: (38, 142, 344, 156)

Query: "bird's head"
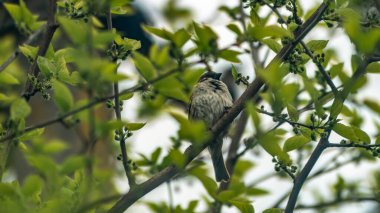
(198, 71, 222, 82)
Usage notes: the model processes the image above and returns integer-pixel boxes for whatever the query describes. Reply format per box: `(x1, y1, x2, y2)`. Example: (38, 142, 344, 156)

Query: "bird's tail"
(209, 138, 230, 182)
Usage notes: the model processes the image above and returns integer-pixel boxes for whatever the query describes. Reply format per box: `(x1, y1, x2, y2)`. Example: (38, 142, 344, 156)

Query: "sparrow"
(188, 71, 233, 182)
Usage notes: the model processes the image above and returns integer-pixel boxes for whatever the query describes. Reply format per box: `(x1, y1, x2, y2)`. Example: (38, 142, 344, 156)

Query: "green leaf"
(154, 76, 188, 102)
(125, 122, 146, 131)
(60, 156, 87, 174)
(19, 44, 38, 61)
(173, 29, 191, 47)
(263, 208, 284, 213)
(52, 80, 74, 113)
(229, 200, 254, 213)
(246, 187, 269, 196)
(258, 129, 291, 164)
(170, 111, 211, 143)
(110, 0, 132, 8)
(0, 93, 14, 103)
(366, 62, 380, 74)
(97, 120, 125, 137)
(217, 190, 238, 202)
(142, 25, 172, 40)
(0, 72, 20, 85)
(11, 98, 31, 121)
(258, 60, 285, 89)
(283, 135, 310, 152)
(56, 56, 71, 83)
(219, 49, 241, 63)
(28, 155, 58, 176)
(246, 102, 261, 131)
(262, 38, 282, 53)
(330, 98, 343, 119)
(191, 168, 217, 196)
(306, 40, 329, 51)
(234, 160, 255, 177)
(22, 175, 43, 197)
(227, 23, 242, 36)
(193, 22, 218, 48)
(133, 52, 157, 80)
(250, 9, 261, 26)
(4, 0, 44, 32)
(55, 48, 76, 63)
(119, 93, 134, 101)
(333, 123, 371, 144)
(115, 37, 141, 52)
(58, 17, 87, 44)
(4, 3, 22, 23)
(37, 56, 56, 78)
(249, 25, 293, 40)
(333, 123, 356, 141)
(363, 99, 380, 115)
(329, 63, 344, 79)
(286, 104, 299, 122)
(150, 147, 162, 163)
(18, 128, 44, 141)
(231, 65, 238, 80)
(43, 140, 68, 154)
(168, 149, 185, 167)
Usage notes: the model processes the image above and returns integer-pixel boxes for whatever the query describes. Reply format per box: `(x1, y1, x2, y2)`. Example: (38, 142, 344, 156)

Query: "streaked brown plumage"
(188, 71, 233, 182)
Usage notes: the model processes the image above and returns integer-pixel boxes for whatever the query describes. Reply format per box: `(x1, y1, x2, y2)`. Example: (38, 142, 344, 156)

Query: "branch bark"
(107, 9, 136, 188)
(23, 0, 58, 100)
(284, 55, 374, 213)
(0, 26, 45, 73)
(0, 64, 189, 144)
(108, 1, 334, 211)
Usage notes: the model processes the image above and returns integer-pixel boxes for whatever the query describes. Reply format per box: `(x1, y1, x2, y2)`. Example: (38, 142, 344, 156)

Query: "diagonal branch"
(0, 64, 191, 144)
(108, 1, 334, 212)
(0, 25, 45, 73)
(23, 0, 59, 100)
(284, 55, 374, 213)
(295, 197, 380, 210)
(265, 2, 339, 97)
(107, 9, 136, 188)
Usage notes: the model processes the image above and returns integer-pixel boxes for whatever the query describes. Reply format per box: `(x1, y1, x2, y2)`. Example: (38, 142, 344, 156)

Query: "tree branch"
(0, 26, 45, 73)
(265, 2, 339, 97)
(0, 64, 192, 143)
(23, 0, 59, 100)
(328, 142, 380, 149)
(295, 197, 380, 210)
(108, 1, 336, 211)
(285, 40, 374, 213)
(107, 9, 136, 188)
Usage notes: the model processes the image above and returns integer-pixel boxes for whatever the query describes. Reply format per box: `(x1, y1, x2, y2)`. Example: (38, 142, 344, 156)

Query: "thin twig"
(23, 0, 59, 100)
(0, 26, 45, 73)
(257, 108, 325, 130)
(272, 152, 361, 208)
(107, 9, 136, 188)
(108, 1, 335, 211)
(266, 2, 339, 97)
(285, 48, 373, 213)
(167, 180, 174, 212)
(328, 142, 380, 149)
(0, 64, 194, 143)
(295, 197, 380, 210)
(301, 42, 339, 96)
(75, 194, 121, 213)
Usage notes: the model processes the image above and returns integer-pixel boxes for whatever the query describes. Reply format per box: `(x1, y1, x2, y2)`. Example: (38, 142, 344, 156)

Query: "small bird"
(188, 71, 233, 182)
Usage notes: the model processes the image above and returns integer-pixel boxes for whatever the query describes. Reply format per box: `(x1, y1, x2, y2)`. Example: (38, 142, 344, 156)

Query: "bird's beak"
(213, 72, 222, 80)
